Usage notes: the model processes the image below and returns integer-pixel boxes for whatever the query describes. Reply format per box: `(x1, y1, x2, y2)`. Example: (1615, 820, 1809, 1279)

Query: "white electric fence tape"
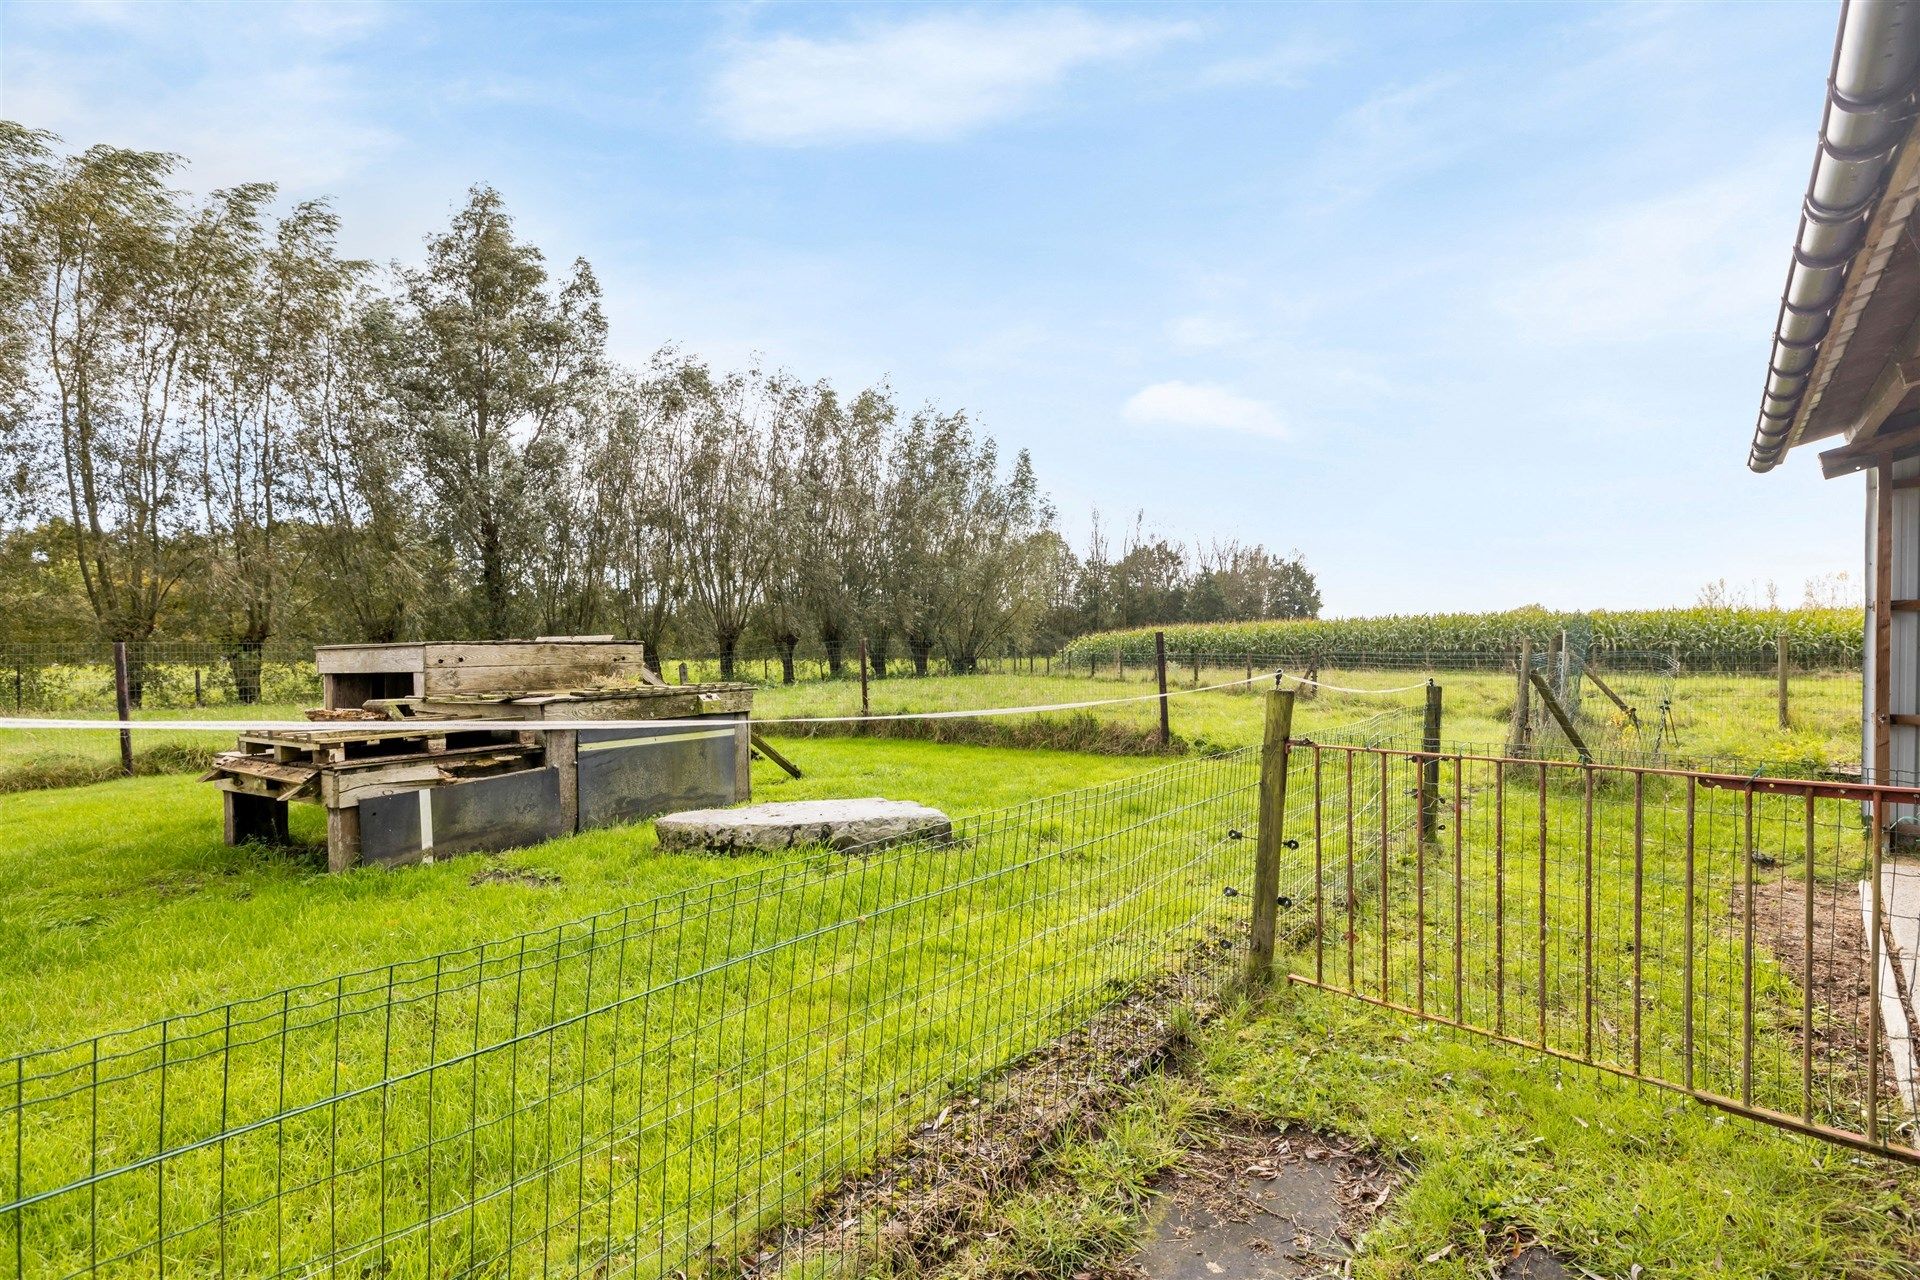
(0, 671, 1432, 735)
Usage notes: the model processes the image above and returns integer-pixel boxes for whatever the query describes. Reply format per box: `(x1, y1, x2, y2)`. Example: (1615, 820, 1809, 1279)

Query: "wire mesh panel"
(1284, 743, 1920, 1163)
(0, 751, 1259, 1279)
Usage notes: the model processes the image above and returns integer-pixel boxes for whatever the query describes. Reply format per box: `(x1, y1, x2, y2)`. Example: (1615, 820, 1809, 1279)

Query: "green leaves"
(1062, 608, 1862, 669)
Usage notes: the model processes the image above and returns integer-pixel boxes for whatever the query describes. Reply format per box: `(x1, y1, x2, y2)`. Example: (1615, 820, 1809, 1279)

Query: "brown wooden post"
(1420, 681, 1443, 841)
(1245, 652, 1254, 689)
(113, 641, 133, 777)
(1509, 637, 1533, 757)
(193, 668, 203, 708)
(1154, 630, 1170, 748)
(1191, 648, 1201, 687)
(11, 665, 20, 711)
(859, 638, 871, 720)
(1776, 630, 1790, 729)
(1248, 688, 1296, 989)
(678, 661, 689, 686)
(1876, 460, 1894, 782)
(1116, 647, 1124, 680)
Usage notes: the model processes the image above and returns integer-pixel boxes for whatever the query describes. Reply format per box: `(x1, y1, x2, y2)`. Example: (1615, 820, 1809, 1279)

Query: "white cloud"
(1123, 380, 1286, 439)
(1197, 35, 1340, 89)
(3, 3, 400, 191)
(709, 9, 1193, 145)
(1493, 150, 1799, 344)
(1164, 314, 1246, 351)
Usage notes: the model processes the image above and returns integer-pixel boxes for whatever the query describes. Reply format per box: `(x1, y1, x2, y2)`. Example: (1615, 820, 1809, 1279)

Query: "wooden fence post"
(1777, 631, 1790, 729)
(1245, 652, 1254, 690)
(1248, 688, 1297, 990)
(113, 641, 133, 778)
(678, 662, 689, 686)
(1191, 649, 1200, 687)
(859, 638, 871, 722)
(194, 668, 203, 708)
(1509, 638, 1533, 757)
(11, 665, 20, 712)
(1419, 680, 1443, 840)
(1154, 630, 1170, 748)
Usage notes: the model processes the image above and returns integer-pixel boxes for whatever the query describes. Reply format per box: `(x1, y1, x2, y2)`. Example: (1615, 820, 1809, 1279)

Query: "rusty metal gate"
(1275, 738, 1920, 1162)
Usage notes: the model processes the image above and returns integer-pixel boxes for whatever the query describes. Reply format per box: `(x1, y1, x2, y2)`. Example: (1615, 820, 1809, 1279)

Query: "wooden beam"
(1528, 670, 1592, 765)
(749, 730, 803, 779)
(1893, 599, 1920, 612)
(1820, 412, 1920, 478)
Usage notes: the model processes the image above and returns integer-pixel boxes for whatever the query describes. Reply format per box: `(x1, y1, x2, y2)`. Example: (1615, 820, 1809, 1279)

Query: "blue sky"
(0, 0, 1857, 615)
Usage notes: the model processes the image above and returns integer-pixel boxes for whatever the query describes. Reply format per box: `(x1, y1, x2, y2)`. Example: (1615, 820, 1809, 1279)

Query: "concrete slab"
(653, 798, 953, 854)
(1870, 856, 1920, 1110)
(1503, 1245, 1574, 1279)
(1130, 1131, 1389, 1280)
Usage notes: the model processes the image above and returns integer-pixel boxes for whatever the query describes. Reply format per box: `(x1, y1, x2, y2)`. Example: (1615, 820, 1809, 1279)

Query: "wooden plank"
(314, 644, 425, 676)
(1583, 665, 1633, 718)
(1877, 461, 1894, 782)
(750, 730, 803, 779)
(327, 805, 361, 873)
(1529, 670, 1592, 764)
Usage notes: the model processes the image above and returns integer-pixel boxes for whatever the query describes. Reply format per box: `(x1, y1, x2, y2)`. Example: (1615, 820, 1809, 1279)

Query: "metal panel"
(1866, 459, 1920, 827)
(359, 768, 565, 867)
(576, 718, 746, 831)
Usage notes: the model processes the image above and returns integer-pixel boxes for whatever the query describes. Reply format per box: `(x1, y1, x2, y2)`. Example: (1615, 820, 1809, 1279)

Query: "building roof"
(1749, 0, 1920, 473)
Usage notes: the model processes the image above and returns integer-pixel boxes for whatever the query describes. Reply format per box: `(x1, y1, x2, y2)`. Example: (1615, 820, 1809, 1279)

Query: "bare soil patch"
(743, 937, 1239, 1278)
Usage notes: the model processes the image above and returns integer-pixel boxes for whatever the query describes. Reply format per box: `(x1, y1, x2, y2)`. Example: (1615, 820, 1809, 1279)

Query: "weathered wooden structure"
(204, 641, 754, 870)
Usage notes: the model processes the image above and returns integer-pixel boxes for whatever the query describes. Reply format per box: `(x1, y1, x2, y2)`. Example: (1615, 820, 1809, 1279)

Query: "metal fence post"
(113, 641, 133, 777)
(1248, 687, 1296, 989)
(1420, 680, 1443, 841)
(1154, 631, 1170, 748)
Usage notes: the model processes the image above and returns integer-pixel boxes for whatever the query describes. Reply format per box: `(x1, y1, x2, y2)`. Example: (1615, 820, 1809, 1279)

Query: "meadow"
(0, 665, 1914, 1277)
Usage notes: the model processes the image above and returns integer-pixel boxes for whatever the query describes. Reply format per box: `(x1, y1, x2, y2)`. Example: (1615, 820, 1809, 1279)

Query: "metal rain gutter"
(1750, 0, 1920, 473)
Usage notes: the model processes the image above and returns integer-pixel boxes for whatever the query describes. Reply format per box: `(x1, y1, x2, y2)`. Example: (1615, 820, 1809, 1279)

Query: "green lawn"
(3, 738, 1250, 1280)
(0, 665, 1861, 794)
(0, 737, 1158, 1051)
(1, 674, 1910, 1279)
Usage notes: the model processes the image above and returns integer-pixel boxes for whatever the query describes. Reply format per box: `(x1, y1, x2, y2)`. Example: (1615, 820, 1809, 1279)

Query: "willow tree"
(193, 196, 366, 698)
(386, 185, 606, 637)
(9, 139, 249, 698)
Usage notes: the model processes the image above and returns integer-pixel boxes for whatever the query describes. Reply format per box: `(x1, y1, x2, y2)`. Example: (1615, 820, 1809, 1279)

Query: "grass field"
(0, 664, 1864, 793)
(2, 672, 1914, 1278)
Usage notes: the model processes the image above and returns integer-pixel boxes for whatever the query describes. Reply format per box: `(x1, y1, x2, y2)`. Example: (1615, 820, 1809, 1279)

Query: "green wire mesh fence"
(2, 750, 1263, 1279)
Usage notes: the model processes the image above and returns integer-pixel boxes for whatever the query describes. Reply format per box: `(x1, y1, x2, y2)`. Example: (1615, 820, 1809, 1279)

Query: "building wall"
(1864, 458, 1920, 803)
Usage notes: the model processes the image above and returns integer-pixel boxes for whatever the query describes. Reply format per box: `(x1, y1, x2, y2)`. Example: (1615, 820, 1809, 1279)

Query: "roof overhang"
(1749, 0, 1920, 473)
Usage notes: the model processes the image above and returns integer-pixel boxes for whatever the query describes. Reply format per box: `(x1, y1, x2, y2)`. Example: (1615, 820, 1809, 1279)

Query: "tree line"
(0, 125, 1319, 696)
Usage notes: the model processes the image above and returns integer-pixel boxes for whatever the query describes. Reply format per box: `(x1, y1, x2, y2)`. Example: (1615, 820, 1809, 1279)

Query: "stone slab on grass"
(654, 797, 953, 854)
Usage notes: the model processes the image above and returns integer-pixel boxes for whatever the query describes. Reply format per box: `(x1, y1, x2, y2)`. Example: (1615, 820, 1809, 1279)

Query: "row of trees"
(0, 125, 1320, 694)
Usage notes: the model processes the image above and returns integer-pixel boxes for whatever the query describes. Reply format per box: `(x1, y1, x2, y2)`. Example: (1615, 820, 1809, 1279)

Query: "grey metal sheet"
(360, 768, 565, 867)
(577, 719, 745, 831)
